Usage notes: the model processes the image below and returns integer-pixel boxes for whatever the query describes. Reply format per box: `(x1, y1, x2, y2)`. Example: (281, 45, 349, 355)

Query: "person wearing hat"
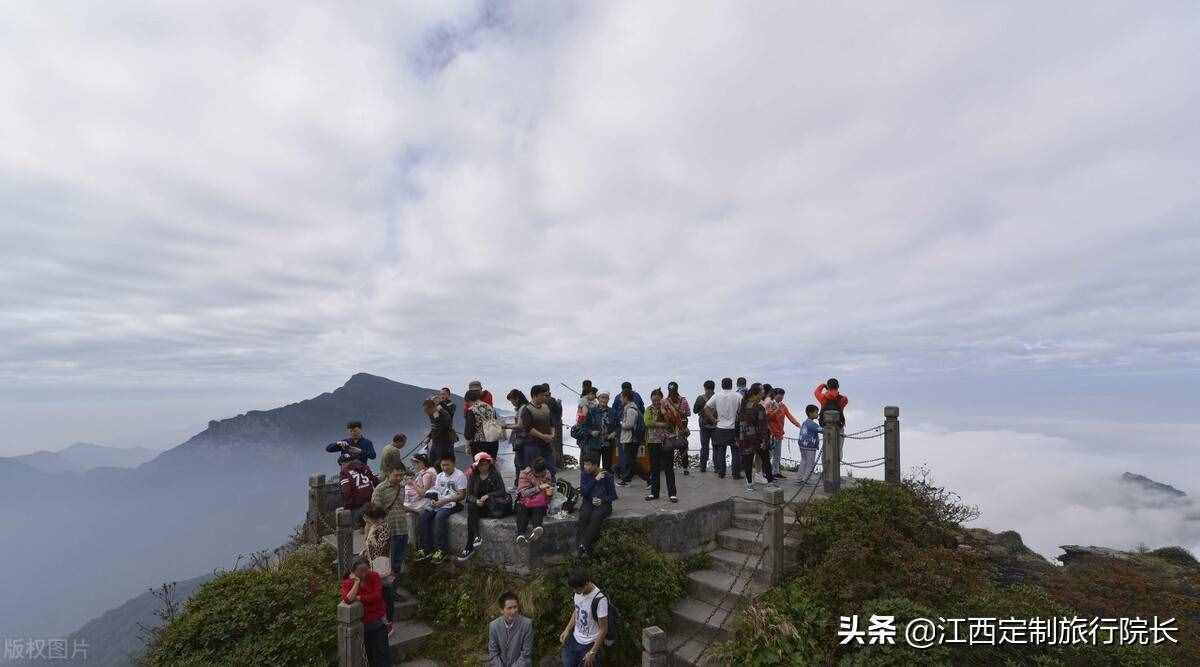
(457, 451, 510, 562)
(465, 380, 494, 409)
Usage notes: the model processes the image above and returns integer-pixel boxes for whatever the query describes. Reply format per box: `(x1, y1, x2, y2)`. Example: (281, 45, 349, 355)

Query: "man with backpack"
(814, 378, 848, 427)
(465, 388, 503, 462)
(560, 569, 612, 667)
(615, 384, 645, 487)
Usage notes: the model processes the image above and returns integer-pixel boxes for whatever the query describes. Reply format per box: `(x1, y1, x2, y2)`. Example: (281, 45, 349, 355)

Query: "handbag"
(665, 433, 689, 451)
(519, 485, 551, 509)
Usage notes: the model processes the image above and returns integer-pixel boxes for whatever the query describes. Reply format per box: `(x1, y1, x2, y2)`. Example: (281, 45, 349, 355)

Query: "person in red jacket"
(341, 557, 390, 667)
(339, 452, 380, 526)
(765, 388, 804, 479)
(814, 378, 848, 427)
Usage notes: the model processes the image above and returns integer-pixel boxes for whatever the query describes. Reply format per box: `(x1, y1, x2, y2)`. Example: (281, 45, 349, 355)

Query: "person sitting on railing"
(371, 465, 411, 577)
(764, 388, 803, 480)
(458, 452, 511, 562)
(514, 456, 554, 544)
(815, 378, 848, 428)
(577, 454, 617, 558)
(416, 451, 466, 564)
(341, 556, 390, 667)
(338, 451, 379, 526)
(798, 405, 823, 481)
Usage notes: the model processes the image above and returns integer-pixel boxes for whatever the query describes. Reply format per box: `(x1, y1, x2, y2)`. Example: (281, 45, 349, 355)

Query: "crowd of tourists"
(332, 376, 847, 666)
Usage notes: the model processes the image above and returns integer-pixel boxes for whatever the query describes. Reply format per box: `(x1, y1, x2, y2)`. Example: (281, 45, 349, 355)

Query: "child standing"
(797, 404, 823, 482)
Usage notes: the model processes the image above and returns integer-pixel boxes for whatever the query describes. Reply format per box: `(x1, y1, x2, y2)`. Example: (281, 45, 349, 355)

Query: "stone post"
(762, 486, 785, 584)
(337, 601, 365, 667)
(884, 406, 900, 484)
(336, 508, 354, 578)
(642, 626, 668, 667)
(306, 474, 328, 540)
(822, 410, 842, 493)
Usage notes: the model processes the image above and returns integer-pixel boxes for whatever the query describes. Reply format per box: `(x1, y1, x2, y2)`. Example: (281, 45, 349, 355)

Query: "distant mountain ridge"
(6, 442, 159, 475)
(146, 372, 457, 470)
(1121, 472, 1187, 498)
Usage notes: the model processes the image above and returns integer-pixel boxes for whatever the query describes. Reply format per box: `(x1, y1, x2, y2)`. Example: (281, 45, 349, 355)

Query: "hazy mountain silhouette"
(5, 442, 159, 475)
(0, 373, 449, 651)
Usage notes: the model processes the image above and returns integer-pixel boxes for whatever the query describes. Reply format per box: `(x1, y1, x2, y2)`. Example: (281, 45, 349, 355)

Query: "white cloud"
(0, 1, 1198, 450)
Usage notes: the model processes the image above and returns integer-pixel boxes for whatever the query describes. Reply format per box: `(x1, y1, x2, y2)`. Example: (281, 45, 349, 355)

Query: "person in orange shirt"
(765, 388, 803, 479)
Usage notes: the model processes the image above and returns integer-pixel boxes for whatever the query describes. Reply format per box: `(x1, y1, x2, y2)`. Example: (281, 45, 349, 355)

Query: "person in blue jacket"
(577, 453, 618, 557)
(325, 420, 376, 467)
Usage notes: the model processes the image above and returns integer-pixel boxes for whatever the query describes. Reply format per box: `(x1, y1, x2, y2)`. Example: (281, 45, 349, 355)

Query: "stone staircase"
(386, 586, 435, 664)
(666, 496, 802, 666)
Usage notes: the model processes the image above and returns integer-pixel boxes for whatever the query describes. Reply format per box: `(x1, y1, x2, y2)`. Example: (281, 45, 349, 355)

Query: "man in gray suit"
(488, 590, 533, 667)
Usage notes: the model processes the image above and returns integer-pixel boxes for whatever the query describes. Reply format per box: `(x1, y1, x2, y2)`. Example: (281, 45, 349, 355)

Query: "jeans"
(562, 634, 599, 667)
(769, 435, 783, 475)
(697, 427, 713, 471)
(576, 499, 612, 553)
(799, 448, 817, 481)
(419, 505, 460, 553)
(525, 442, 557, 477)
(364, 620, 390, 667)
(515, 503, 546, 535)
(389, 533, 408, 574)
(741, 445, 775, 484)
(712, 429, 736, 477)
(647, 442, 677, 498)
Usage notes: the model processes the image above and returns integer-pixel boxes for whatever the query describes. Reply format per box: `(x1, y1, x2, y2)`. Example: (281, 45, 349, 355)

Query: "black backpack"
(590, 593, 618, 647)
(819, 397, 846, 428)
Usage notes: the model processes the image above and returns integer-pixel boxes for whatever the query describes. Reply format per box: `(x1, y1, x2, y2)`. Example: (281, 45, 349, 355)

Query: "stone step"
(732, 512, 805, 532)
(666, 634, 722, 666)
(669, 597, 735, 643)
(388, 620, 435, 663)
(716, 527, 802, 556)
(707, 548, 771, 583)
(686, 569, 767, 607)
(322, 529, 365, 554)
(393, 590, 418, 622)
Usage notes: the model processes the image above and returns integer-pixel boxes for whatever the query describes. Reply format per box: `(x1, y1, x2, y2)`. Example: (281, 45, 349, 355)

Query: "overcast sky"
(1, 1, 1198, 457)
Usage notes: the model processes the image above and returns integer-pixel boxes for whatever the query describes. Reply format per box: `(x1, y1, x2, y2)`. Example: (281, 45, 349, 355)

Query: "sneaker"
(529, 526, 544, 542)
(414, 549, 429, 561)
(616, 479, 628, 487)
(745, 483, 754, 492)
(717, 474, 725, 479)
(471, 536, 483, 549)
(776, 472, 789, 479)
(516, 534, 528, 545)
(644, 494, 657, 501)
(682, 469, 690, 476)
(455, 546, 476, 562)
(669, 496, 678, 503)
(429, 550, 444, 563)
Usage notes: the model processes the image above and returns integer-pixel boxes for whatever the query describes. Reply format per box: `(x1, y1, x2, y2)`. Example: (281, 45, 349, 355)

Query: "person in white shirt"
(560, 570, 608, 666)
(704, 377, 744, 479)
(417, 452, 466, 563)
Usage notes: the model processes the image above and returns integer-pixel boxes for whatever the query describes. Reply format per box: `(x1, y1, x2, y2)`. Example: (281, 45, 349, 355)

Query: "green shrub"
(142, 545, 339, 667)
(1147, 546, 1199, 569)
(409, 523, 690, 665)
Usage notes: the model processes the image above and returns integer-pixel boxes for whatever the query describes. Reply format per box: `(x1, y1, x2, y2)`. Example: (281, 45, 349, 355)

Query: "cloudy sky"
(1, 1, 1198, 466)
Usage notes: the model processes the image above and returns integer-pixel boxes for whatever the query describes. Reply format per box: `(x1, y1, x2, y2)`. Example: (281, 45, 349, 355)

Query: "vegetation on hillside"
(140, 544, 339, 666)
(712, 479, 1198, 666)
(407, 523, 699, 665)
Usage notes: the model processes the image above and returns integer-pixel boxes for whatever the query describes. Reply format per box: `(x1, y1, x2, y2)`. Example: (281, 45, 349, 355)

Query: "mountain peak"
(1120, 472, 1186, 498)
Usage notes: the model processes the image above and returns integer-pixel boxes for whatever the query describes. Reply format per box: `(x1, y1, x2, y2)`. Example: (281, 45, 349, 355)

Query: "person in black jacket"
(425, 398, 456, 465)
(577, 454, 618, 557)
(457, 452, 510, 562)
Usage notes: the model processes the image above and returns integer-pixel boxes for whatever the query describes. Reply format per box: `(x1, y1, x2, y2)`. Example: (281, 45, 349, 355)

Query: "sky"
(1, 0, 1198, 467)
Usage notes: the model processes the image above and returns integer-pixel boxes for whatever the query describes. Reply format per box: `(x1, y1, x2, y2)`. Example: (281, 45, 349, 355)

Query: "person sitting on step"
(458, 452, 510, 562)
(514, 456, 555, 544)
(577, 454, 617, 558)
(417, 452, 466, 563)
